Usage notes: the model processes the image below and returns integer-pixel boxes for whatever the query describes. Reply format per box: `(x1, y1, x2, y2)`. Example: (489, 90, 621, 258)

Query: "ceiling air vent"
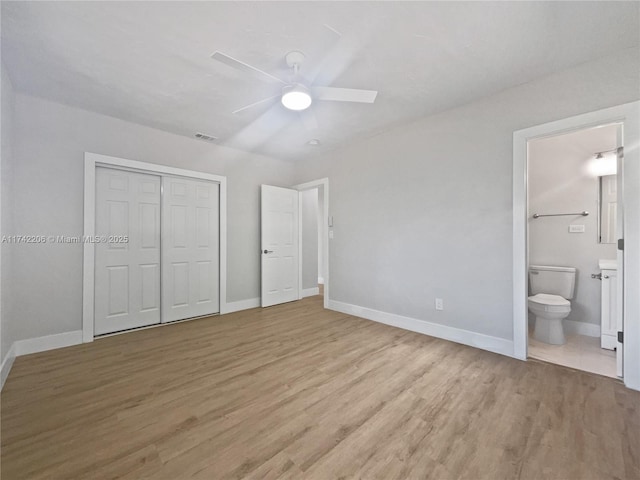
(194, 132, 218, 142)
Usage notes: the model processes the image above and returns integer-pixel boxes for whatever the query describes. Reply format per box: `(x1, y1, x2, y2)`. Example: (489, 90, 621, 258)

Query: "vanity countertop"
(599, 259, 617, 270)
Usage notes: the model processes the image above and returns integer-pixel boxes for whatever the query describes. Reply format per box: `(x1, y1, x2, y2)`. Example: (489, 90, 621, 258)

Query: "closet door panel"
(162, 177, 220, 322)
(95, 168, 161, 335)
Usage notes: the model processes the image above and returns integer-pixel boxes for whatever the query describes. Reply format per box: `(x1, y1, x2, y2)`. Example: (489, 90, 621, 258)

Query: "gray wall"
(529, 126, 618, 328)
(1, 61, 15, 360)
(294, 47, 640, 341)
(9, 93, 294, 343)
(301, 188, 318, 290)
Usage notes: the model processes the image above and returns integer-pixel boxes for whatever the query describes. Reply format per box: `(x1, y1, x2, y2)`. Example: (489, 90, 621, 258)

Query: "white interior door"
(261, 185, 299, 307)
(162, 176, 220, 323)
(95, 167, 161, 335)
(600, 174, 617, 244)
(616, 146, 624, 378)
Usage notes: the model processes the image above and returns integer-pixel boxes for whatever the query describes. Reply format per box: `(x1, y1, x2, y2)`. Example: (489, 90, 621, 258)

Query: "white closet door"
(95, 168, 161, 335)
(162, 177, 220, 322)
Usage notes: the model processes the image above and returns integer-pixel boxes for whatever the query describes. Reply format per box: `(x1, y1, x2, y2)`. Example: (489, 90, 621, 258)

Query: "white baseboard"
(328, 300, 514, 358)
(302, 287, 320, 298)
(223, 297, 260, 314)
(14, 330, 83, 356)
(318, 277, 325, 285)
(1, 343, 16, 390)
(1, 330, 83, 391)
(564, 319, 600, 337)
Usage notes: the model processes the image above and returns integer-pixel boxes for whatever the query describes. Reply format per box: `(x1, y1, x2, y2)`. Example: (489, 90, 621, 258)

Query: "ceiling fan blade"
(312, 86, 377, 103)
(211, 51, 287, 85)
(299, 110, 319, 131)
(232, 95, 280, 115)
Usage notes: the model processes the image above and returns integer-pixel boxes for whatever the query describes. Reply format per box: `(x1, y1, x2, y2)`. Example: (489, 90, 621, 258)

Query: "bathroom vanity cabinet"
(599, 260, 617, 350)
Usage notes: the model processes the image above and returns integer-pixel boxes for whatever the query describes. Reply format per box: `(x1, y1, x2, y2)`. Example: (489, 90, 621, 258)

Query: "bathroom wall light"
(281, 84, 312, 111)
(587, 151, 617, 177)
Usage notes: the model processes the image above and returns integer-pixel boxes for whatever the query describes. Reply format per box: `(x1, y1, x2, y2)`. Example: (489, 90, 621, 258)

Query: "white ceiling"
(2, 2, 638, 161)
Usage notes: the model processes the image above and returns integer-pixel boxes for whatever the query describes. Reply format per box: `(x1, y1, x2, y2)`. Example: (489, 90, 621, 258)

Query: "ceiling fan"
(211, 50, 378, 118)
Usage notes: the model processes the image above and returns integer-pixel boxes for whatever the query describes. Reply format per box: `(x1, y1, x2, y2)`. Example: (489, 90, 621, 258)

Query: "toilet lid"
(528, 293, 570, 307)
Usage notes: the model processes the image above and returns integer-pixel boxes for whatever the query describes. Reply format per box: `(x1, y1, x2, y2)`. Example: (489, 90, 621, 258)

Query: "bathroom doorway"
(295, 178, 329, 307)
(513, 101, 640, 390)
(525, 124, 620, 378)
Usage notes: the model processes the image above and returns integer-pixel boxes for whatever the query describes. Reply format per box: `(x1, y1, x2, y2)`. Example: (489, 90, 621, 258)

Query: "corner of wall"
(1, 343, 16, 390)
(1, 59, 16, 364)
(1, 330, 83, 390)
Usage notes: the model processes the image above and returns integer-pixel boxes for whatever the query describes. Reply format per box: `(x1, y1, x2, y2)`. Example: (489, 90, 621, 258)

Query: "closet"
(94, 167, 220, 335)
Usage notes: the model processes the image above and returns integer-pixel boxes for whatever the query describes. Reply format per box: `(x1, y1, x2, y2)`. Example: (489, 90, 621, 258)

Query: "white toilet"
(528, 265, 576, 345)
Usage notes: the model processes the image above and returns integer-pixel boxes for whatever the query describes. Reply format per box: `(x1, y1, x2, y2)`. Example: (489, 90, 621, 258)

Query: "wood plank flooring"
(2, 294, 639, 479)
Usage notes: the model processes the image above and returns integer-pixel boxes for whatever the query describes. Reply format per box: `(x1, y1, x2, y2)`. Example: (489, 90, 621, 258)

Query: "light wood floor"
(2, 295, 639, 479)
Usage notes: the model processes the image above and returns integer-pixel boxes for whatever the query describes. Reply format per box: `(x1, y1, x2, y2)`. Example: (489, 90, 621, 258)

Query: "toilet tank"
(529, 265, 576, 299)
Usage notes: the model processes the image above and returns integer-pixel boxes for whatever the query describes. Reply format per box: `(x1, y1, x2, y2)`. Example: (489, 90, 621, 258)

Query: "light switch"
(569, 224, 585, 233)
(329, 230, 334, 239)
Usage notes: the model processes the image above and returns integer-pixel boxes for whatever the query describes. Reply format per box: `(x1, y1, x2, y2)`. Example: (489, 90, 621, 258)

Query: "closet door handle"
(263, 249, 274, 254)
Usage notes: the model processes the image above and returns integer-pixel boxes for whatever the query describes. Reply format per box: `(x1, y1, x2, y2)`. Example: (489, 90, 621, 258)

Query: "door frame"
(512, 101, 640, 391)
(82, 152, 227, 342)
(294, 178, 330, 310)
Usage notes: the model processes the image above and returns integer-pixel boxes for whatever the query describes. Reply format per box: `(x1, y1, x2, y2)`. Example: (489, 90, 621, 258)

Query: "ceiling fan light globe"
(281, 86, 312, 111)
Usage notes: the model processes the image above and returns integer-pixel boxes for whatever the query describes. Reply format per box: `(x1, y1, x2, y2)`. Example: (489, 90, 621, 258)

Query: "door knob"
(263, 249, 273, 254)
(591, 273, 602, 280)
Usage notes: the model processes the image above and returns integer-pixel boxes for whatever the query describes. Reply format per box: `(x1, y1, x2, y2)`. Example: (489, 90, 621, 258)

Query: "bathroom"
(527, 123, 620, 378)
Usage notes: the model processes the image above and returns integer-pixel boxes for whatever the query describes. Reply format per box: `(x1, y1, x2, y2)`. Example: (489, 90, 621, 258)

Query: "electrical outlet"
(569, 224, 585, 233)
(329, 230, 334, 239)
(435, 298, 444, 311)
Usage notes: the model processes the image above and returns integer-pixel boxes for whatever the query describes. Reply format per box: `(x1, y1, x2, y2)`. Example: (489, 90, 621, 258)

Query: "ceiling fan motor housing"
(285, 50, 306, 68)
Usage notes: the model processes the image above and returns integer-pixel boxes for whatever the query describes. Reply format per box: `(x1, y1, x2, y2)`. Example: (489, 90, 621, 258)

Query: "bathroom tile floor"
(528, 328, 617, 378)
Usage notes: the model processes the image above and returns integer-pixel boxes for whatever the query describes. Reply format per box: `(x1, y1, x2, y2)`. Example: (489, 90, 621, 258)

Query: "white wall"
(294, 47, 640, 343)
(1, 61, 15, 361)
(301, 188, 318, 290)
(9, 93, 294, 343)
(529, 126, 618, 329)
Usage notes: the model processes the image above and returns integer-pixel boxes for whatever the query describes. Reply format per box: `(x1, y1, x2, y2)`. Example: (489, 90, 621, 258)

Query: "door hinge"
(618, 331, 624, 344)
(618, 239, 624, 251)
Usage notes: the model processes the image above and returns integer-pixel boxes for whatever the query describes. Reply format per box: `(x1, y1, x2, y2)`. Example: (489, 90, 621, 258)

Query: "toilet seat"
(528, 293, 570, 313)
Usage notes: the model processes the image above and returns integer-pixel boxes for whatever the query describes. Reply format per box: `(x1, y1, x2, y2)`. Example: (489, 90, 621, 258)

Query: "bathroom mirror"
(598, 174, 617, 244)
